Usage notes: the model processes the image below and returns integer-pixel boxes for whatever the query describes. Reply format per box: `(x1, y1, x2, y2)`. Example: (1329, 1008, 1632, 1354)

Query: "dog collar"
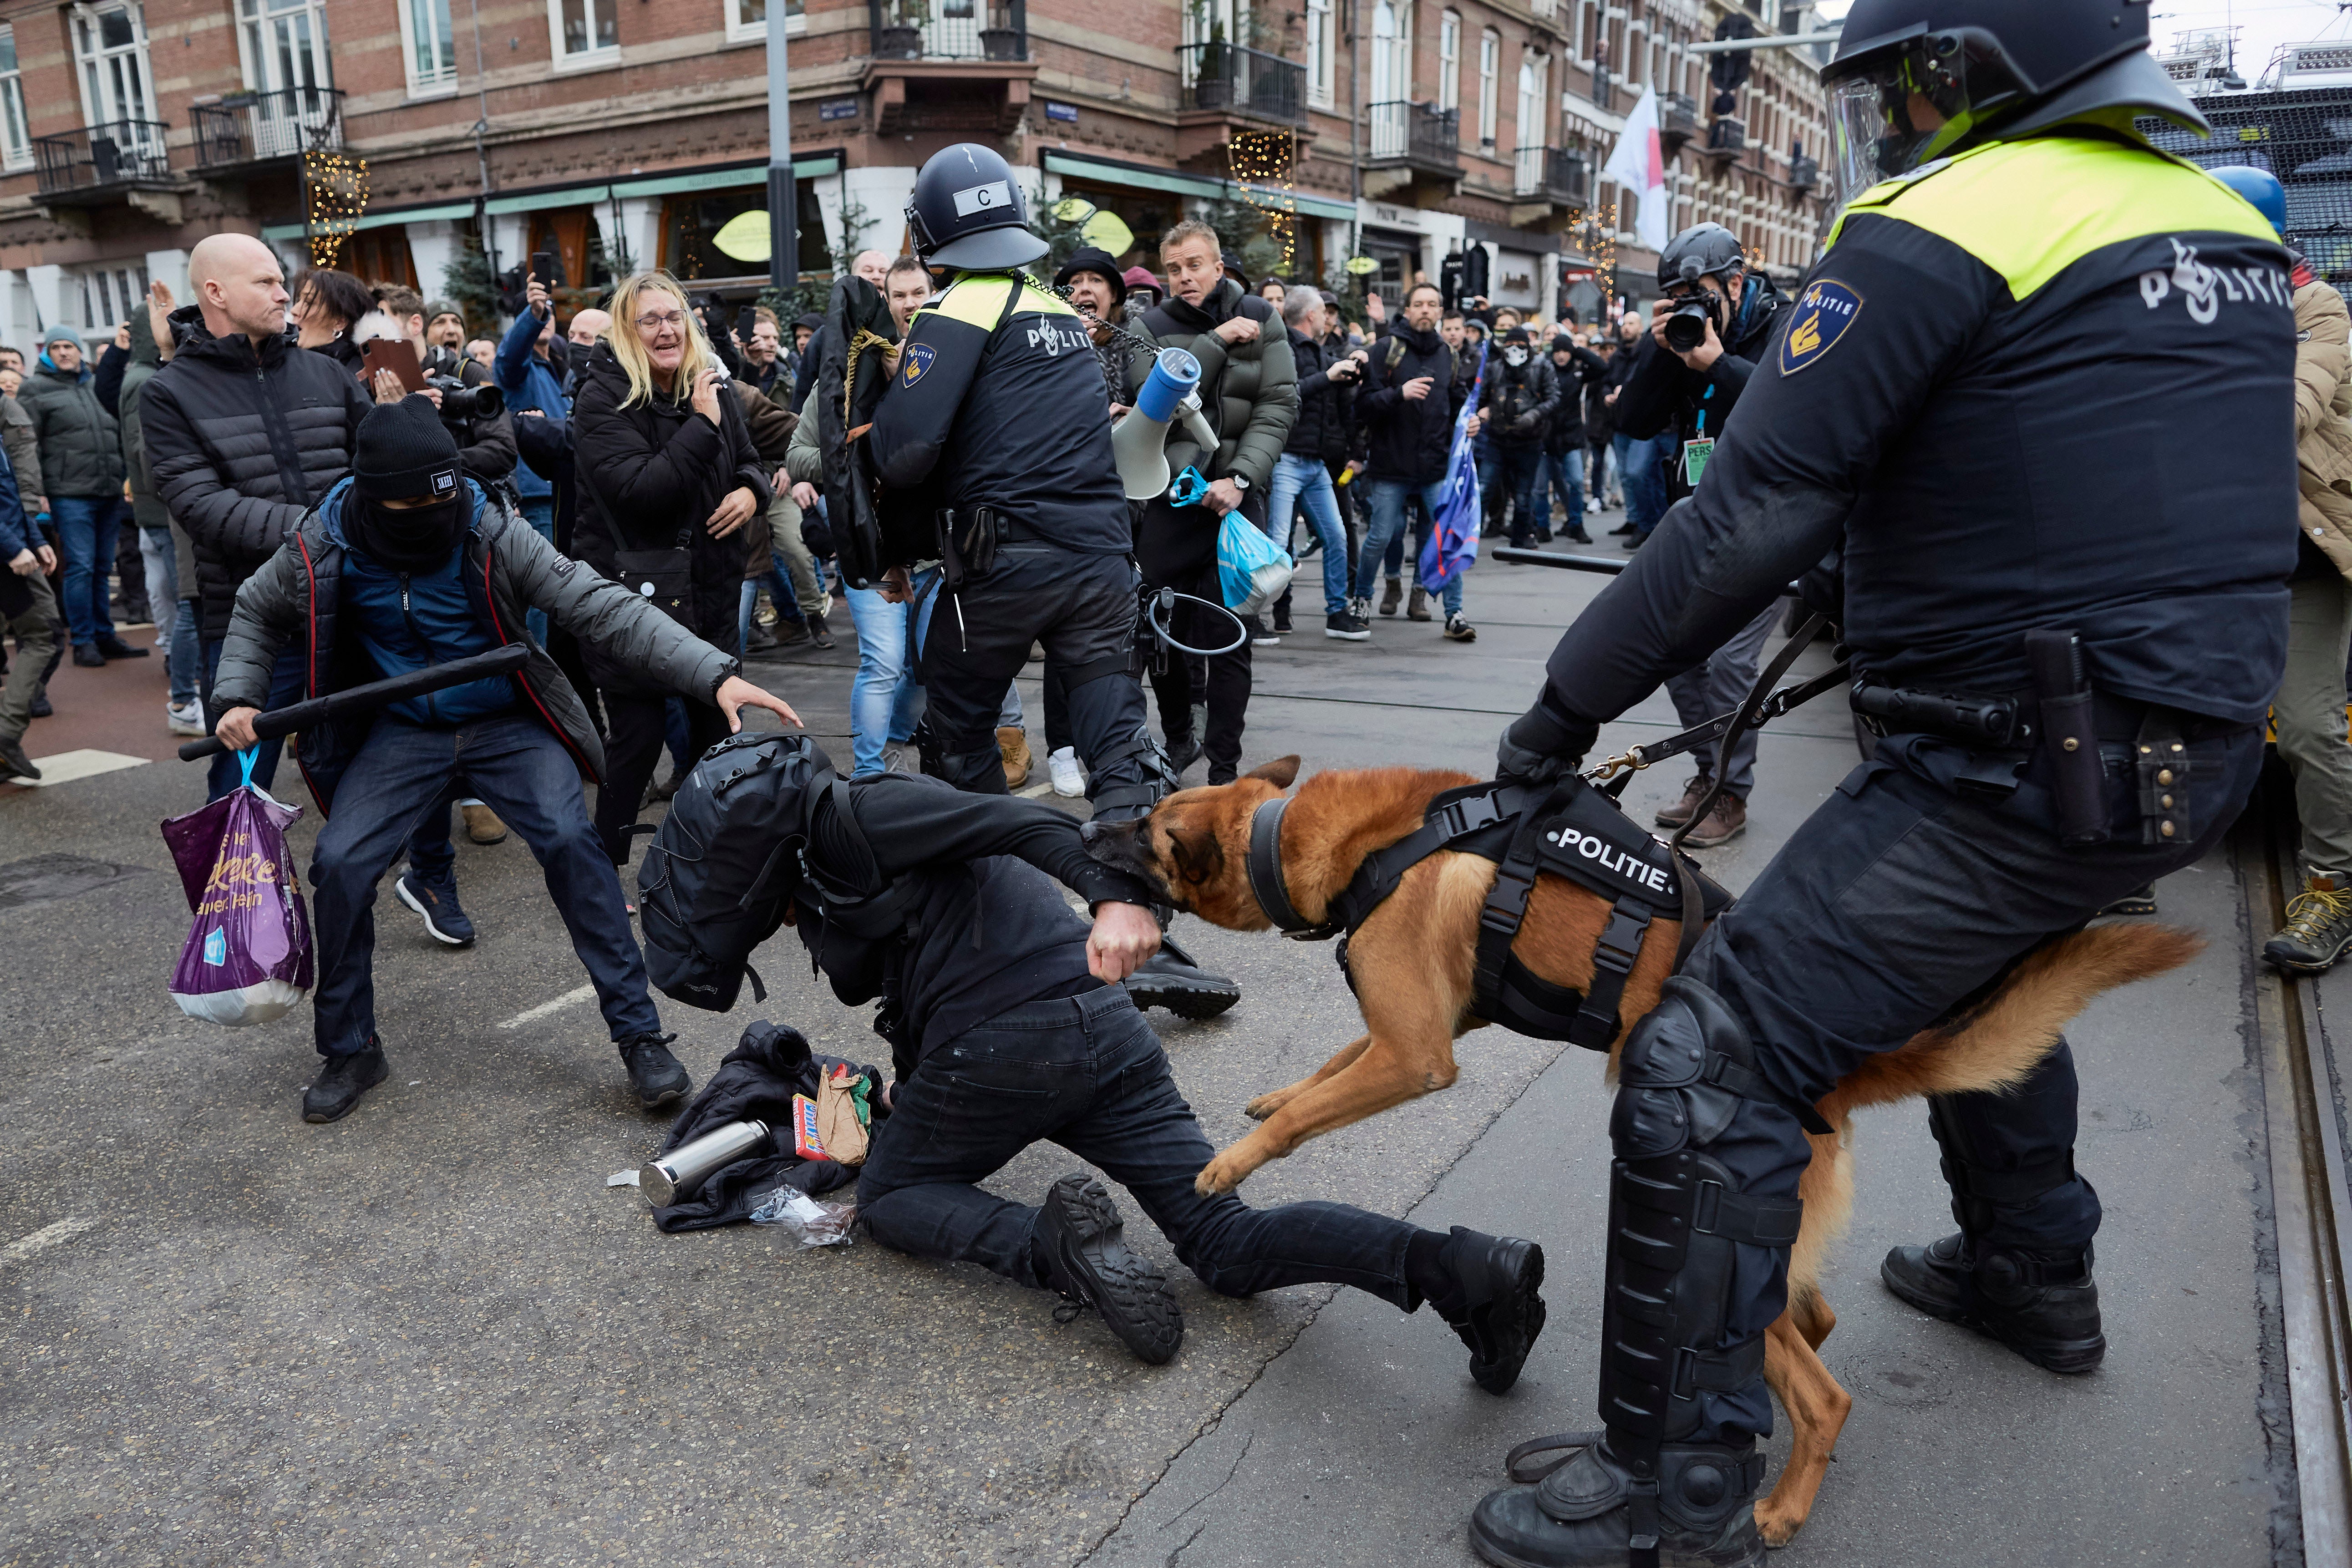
(1246, 797, 1338, 940)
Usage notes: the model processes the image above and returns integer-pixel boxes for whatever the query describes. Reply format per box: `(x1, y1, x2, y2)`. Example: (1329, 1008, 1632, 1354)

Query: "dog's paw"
(1243, 1090, 1287, 1121)
(1754, 1496, 1804, 1549)
(1194, 1147, 1255, 1195)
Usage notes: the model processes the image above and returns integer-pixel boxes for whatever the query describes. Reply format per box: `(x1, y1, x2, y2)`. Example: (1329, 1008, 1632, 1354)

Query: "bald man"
(142, 231, 374, 801)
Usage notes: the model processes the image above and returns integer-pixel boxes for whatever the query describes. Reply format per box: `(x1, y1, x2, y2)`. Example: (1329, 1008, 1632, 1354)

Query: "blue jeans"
(202, 637, 305, 802)
(859, 985, 1422, 1308)
(739, 570, 806, 652)
(846, 568, 936, 776)
(1544, 447, 1586, 538)
(52, 494, 126, 647)
(1358, 478, 1463, 617)
(1614, 431, 1674, 538)
(517, 497, 556, 648)
(1265, 452, 1350, 617)
(140, 526, 198, 704)
(308, 713, 661, 1057)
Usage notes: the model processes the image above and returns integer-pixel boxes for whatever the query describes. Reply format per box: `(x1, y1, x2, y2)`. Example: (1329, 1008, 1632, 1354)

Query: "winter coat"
(1544, 345, 1607, 453)
(19, 358, 123, 498)
(1480, 353, 1560, 448)
(1281, 327, 1359, 463)
(1357, 323, 1466, 486)
(140, 307, 374, 640)
(2, 394, 41, 507)
(733, 378, 798, 580)
(1583, 351, 1621, 445)
(1133, 279, 1297, 489)
(494, 308, 569, 498)
(213, 477, 737, 812)
(119, 307, 168, 532)
(1614, 274, 1792, 452)
(570, 344, 772, 693)
(2291, 274, 2352, 578)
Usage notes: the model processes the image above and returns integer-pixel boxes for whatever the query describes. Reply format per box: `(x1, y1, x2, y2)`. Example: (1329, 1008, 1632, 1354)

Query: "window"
(72, 262, 149, 331)
(1516, 54, 1546, 150)
(1438, 11, 1460, 113)
(1371, 0, 1413, 103)
(398, 0, 458, 94)
(0, 28, 30, 173)
(726, 0, 806, 43)
(1478, 29, 1499, 149)
(549, 0, 618, 66)
(1306, 0, 1334, 109)
(238, 0, 333, 156)
(71, 3, 158, 135)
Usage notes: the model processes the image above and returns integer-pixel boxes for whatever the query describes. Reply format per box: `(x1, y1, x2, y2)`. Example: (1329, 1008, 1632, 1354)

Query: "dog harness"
(1245, 776, 1733, 1050)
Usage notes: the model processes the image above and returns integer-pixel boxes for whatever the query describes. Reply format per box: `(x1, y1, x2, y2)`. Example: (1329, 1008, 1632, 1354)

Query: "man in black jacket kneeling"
(213, 398, 799, 1123)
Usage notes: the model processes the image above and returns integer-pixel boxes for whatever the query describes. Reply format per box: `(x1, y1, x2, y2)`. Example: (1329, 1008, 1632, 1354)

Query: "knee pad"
(1610, 977, 1761, 1158)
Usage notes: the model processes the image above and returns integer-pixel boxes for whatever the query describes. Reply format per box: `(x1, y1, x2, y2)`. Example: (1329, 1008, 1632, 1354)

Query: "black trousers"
(595, 691, 727, 863)
(1134, 493, 1254, 773)
(913, 542, 1156, 810)
(860, 985, 1423, 1306)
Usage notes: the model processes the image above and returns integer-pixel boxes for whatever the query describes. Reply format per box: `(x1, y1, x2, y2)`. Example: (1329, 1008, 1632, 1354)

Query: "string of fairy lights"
(1227, 128, 1296, 269)
(302, 147, 369, 268)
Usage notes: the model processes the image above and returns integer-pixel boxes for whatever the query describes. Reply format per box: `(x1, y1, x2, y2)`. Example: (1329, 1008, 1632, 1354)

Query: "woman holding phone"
(572, 270, 774, 863)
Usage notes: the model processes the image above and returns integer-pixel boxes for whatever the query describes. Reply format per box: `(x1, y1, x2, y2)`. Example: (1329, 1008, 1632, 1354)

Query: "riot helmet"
(2208, 165, 2288, 240)
(904, 142, 1048, 272)
(1823, 0, 2206, 205)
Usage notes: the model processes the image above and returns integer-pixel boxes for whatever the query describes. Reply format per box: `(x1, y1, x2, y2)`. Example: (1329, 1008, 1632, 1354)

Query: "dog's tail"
(1819, 923, 2203, 1119)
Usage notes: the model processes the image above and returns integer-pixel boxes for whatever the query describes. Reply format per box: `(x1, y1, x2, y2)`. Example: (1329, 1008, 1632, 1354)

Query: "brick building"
(0, 0, 1830, 346)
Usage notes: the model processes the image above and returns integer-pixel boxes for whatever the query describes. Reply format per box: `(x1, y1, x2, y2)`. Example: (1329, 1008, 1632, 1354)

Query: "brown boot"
(998, 726, 1032, 790)
(461, 802, 509, 845)
(1406, 583, 1432, 621)
(1681, 793, 1747, 849)
(1379, 577, 1404, 616)
(1652, 775, 1711, 829)
(807, 609, 835, 650)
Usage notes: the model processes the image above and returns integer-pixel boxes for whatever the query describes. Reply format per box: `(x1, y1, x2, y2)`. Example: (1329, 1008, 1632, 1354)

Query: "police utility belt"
(1849, 627, 2206, 850)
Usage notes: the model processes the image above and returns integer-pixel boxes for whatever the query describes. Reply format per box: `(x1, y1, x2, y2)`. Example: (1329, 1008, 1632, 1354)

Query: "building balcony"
(1509, 144, 1590, 230)
(1174, 43, 1305, 171)
(32, 120, 189, 223)
(1364, 100, 1461, 205)
(865, 0, 1035, 134)
(1789, 153, 1819, 193)
(191, 86, 345, 171)
(1658, 92, 1700, 157)
(1702, 115, 1746, 169)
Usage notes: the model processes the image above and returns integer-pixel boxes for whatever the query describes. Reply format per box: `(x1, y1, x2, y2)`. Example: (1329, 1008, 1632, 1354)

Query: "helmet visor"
(1826, 31, 2029, 207)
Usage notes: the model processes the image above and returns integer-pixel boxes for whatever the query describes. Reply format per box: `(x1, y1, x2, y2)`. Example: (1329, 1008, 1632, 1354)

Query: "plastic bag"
(160, 753, 313, 1027)
(1216, 509, 1294, 619)
(750, 1187, 857, 1248)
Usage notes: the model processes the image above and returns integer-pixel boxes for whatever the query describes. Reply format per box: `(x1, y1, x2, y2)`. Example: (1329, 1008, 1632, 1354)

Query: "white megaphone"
(1113, 348, 1223, 501)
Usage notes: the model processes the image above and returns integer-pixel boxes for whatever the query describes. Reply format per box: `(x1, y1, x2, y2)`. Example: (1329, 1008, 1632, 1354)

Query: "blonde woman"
(573, 269, 773, 863)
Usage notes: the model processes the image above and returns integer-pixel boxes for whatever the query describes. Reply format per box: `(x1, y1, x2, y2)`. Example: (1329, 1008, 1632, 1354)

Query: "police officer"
(1468, 3, 2296, 1562)
(868, 142, 1239, 1017)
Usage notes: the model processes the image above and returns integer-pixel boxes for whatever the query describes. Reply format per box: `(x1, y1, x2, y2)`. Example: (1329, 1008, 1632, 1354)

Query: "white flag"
(1599, 87, 1670, 253)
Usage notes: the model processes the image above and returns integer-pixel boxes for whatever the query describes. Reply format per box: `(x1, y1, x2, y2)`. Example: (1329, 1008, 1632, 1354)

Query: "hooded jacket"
(1281, 326, 1358, 462)
(570, 341, 771, 691)
(1356, 322, 1467, 486)
(213, 477, 737, 812)
(140, 306, 374, 640)
(19, 355, 123, 499)
(2288, 269, 2352, 579)
(118, 308, 167, 532)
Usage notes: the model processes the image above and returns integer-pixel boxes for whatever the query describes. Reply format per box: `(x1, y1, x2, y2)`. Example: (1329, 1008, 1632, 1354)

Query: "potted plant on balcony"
(1192, 5, 1233, 109)
(877, 0, 924, 60)
(979, 1, 1022, 60)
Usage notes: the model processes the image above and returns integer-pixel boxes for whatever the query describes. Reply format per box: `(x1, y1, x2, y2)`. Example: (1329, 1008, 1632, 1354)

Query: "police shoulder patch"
(901, 342, 937, 386)
(1780, 279, 1863, 376)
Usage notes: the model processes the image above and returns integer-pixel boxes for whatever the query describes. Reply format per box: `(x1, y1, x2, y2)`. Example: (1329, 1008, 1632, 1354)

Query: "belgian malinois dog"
(1083, 757, 2200, 1544)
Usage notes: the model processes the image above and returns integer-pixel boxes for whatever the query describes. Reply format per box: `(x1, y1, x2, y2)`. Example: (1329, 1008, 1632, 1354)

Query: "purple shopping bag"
(160, 754, 314, 1027)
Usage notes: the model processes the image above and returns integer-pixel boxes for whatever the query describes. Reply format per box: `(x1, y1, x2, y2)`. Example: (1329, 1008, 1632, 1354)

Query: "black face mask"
(349, 493, 464, 574)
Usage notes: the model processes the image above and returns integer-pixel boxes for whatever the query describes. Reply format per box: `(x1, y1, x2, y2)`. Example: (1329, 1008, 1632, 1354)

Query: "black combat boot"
(1880, 1233, 2104, 1373)
(1123, 932, 1240, 1019)
(1036, 1173, 1184, 1364)
(1471, 1436, 1765, 1568)
(1413, 1227, 1549, 1394)
(304, 1040, 390, 1123)
(618, 1031, 691, 1109)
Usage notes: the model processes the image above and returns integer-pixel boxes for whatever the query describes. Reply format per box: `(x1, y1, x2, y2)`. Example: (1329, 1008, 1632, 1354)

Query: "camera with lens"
(428, 375, 503, 424)
(1663, 293, 1721, 354)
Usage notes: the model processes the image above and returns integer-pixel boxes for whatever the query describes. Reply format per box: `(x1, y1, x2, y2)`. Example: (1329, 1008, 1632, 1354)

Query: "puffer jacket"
(570, 344, 772, 693)
(119, 307, 167, 531)
(1281, 327, 1357, 462)
(1132, 278, 1298, 489)
(2291, 271, 2352, 577)
(141, 307, 374, 639)
(214, 477, 738, 813)
(19, 358, 123, 498)
(2, 394, 41, 507)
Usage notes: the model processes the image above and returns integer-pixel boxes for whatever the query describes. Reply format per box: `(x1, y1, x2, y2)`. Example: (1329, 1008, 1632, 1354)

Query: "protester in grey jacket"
(20, 325, 136, 662)
(213, 397, 798, 1127)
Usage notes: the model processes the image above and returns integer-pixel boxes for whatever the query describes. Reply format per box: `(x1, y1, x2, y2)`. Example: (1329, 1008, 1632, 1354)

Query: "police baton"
(1489, 548, 1627, 575)
(177, 644, 532, 761)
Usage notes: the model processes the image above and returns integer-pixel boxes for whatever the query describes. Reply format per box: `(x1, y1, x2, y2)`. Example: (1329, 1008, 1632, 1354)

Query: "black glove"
(1495, 685, 1598, 787)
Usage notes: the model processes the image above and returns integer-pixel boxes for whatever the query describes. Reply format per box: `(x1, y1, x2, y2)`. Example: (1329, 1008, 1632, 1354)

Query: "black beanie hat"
(1053, 246, 1127, 304)
(1502, 325, 1531, 345)
(354, 395, 462, 502)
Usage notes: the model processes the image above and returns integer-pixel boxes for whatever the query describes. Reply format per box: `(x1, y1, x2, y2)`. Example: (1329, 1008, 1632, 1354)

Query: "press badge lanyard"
(1682, 386, 1716, 487)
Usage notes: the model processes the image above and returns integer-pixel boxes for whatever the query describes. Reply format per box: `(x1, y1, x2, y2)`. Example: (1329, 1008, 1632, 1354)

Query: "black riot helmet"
(903, 142, 1048, 272)
(1823, 0, 2206, 204)
(1657, 222, 1745, 294)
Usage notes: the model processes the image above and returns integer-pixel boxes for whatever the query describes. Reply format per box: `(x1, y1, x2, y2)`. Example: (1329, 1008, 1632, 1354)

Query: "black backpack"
(638, 732, 832, 1012)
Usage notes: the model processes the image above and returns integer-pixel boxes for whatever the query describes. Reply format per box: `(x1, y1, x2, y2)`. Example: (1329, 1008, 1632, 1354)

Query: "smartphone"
(531, 250, 559, 288)
(735, 304, 758, 341)
(358, 336, 427, 394)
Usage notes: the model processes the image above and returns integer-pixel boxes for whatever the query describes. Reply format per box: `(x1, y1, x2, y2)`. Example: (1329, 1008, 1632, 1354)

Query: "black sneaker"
(0, 734, 37, 781)
(1124, 934, 1241, 1018)
(71, 643, 104, 668)
(1163, 731, 1204, 779)
(395, 871, 476, 947)
(1565, 528, 1592, 544)
(1037, 1173, 1184, 1364)
(94, 635, 149, 660)
(618, 1031, 691, 1109)
(1443, 613, 1478, 643)
(1881, 1232, 2105, 1374)
(1325, 610, 1371, 641)
(304, 1040, 391, 1124)
(1432, 1228, 1549, 1394)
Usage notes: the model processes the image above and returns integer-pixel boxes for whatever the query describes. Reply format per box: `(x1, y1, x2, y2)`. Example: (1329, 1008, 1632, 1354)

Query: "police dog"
(1082, 756, 2201, 1545)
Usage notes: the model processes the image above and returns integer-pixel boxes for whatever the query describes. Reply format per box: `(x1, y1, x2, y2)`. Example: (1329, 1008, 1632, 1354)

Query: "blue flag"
(1420, 341, 1486, 593)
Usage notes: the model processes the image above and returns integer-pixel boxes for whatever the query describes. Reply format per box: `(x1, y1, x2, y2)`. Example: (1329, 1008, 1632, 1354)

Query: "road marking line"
(9, 750, 150, 788)
(1018, 780, 1054, 797)
(498, 984, 599, 1030)
(4, 1218, 97, 1263)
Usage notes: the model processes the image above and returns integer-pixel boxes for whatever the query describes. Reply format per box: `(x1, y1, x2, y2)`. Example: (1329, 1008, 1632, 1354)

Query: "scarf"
(347, 494, 465, 575)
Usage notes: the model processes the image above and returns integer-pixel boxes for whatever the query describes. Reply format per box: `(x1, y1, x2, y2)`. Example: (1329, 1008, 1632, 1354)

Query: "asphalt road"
(0, 533, 2298, 1566)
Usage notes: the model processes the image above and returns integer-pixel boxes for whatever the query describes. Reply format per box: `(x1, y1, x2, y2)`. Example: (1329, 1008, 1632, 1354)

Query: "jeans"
(1358, 479, 1463, 617)
(517, 497, 556, 648)
(52, 494, 127, 648)
(859, 985, 1422, 1308)
(309, 713, 662, 1057)
(1614, 432, 1674, 538)
(1265, 452, 1350, 617)
(1543, 447, 1586, 538)
(201, 636, 305, 802)
(1661, 602, 1778, 801)
(138, 527, 197, 704)
(846, 568, 938, 776)
(2276, 572, 2352, 877)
